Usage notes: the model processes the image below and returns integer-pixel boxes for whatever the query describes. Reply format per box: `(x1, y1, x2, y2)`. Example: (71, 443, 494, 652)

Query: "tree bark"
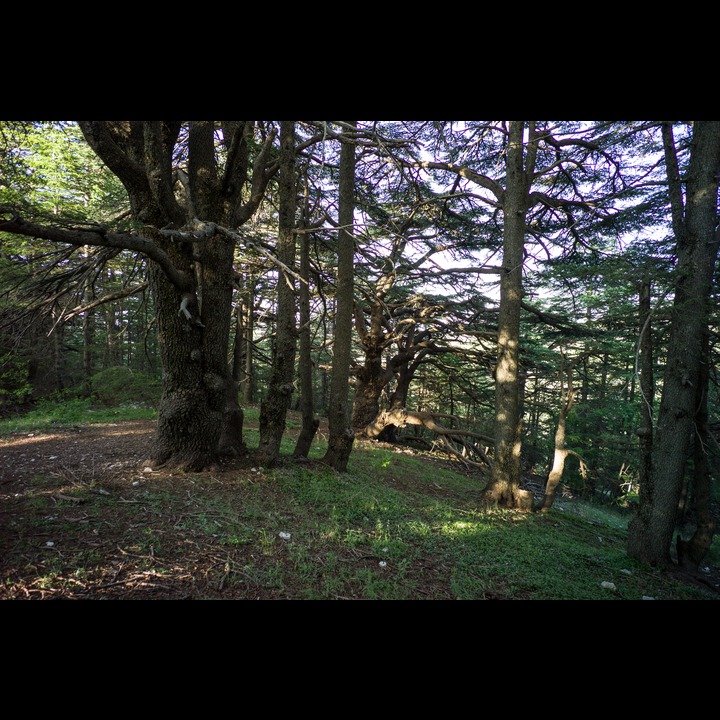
(482, 121, 533, 511)
(257, 121, 298, 467)
(322, 122, 357, 471)
(149, 240, 227, 470)
(294, 210, 320, 459)
(541, 364, 574, 511)
(636, 274, 654, 498)
(351, 304, 393, 430)
(365, 406, 493, 467)
(627, 121, 720, 566)
(676, 317, 715, 570)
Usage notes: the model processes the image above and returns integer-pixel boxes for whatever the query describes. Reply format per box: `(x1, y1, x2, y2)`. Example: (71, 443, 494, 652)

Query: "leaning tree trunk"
(541, 365, 574, 512)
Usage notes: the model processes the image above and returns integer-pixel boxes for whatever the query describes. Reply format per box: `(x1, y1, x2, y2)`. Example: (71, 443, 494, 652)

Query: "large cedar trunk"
(482, 121, 532, 511)
(150, 270, 224, 469)
(676, 325, 715, 570)
(627, 121, 720, 566)
(3, 121, 292, 471)
(351, 351, 390, 430)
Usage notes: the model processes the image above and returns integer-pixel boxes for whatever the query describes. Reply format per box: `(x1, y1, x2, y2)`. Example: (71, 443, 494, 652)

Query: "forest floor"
(1, 414, 719, 600)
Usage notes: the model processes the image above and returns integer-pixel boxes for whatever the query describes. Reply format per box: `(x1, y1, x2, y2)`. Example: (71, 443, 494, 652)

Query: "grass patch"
(0, 396, 155, 435)
(1, 407, 717, 600)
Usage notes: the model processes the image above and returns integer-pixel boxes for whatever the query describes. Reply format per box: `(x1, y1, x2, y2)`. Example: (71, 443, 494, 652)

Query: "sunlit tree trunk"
(482, 121, 534, 511)
(541, 366, 573, 511)
(540, 357, 587, 511)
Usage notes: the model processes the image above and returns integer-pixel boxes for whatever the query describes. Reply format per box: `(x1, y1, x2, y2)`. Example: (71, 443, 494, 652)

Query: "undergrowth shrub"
(88, 367, 161, 407)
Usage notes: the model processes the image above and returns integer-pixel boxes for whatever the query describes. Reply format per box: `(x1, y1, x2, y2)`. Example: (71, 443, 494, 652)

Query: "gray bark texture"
(257, 122, 298, 467)
(294, 218, 320, 459)
(482, 121, 533, 510)
(322, 122, 357, 471)
(627, 121, 720, 566)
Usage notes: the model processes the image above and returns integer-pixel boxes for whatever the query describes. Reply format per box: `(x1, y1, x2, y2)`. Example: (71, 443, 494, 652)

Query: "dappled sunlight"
(0, 422, 154, 450)
(0, 415, 716, 599)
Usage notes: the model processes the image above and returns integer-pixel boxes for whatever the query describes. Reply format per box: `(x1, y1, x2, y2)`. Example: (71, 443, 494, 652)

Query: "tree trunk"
(676, 322, 715, 570)
(376, 351, 427, 443)
(217, 377, 246, 458)
(52, 310, 65, 391)
(350, 310, 392, 430)
(541, 364, 574, 512)
(322, 122, 357, 471)
(257, 121, 298, 467)
(150, 243, 229, 470)
(82, 267, 94, 393)
(243, 280, 255, 405)
(482, 121, 532, 511)
(627, 120, 720, 566)
(294, 213, 319, 458)
(10, 120, 290, 470)
(636, 274, 654, 498)
(231, 294, 245, 385)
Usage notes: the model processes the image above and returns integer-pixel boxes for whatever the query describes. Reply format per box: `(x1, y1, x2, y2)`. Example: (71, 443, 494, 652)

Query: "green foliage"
(615, 465, 640, 508)
(88, 366, 160, 408)
(1, 122, 127, 221)
(0, 393, 156, 435)
(0, 351, 33, 408)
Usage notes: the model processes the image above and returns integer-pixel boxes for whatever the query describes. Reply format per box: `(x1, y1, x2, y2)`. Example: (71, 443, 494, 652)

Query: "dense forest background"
(1, 120, 718, 572)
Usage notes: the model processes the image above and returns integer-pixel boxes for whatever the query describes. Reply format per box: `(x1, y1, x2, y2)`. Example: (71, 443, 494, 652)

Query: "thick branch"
(77, 121, 148, 191)
(409, 160, 504, 202)
(365, 407, 493, 443)
(0, 209, 192, 292)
